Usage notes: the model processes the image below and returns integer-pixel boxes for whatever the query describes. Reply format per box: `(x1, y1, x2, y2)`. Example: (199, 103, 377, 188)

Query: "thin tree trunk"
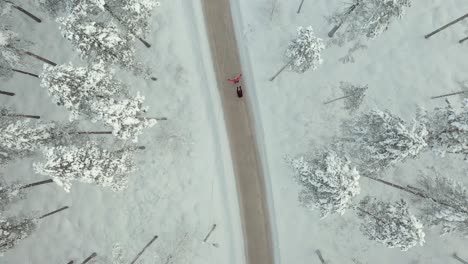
(0, 90, 15, 96)
(296, 0, 305, 14)
(103, 4, 151, 48)
(2, 113, 40, 119)
(20, 179, 54, 189)
(11, 68, 39, 78)
(114, 146, 146, 154)
(2, 1, 42, 23)
(406, 184, 424, 194)
(315, 250, 326, 264)
(459, 36, 468, 44)
(203, 224, 217, 242)
(73, 131, 113, 135)
(453, 253, 468, 264)
(144, 117, 167, 121)
(355, 206, 387, 223)
(130, 235, 158, 264)
(430, 90, 467, 99)
(66, 261, 74, 264)
(24, 51, 57, 66)
(425, 12, 468, 39)
(323, 94, 353, 104)
(269, 60, 292, 81)
(39, 206, 69, 219)
(81, 252, 97, 264)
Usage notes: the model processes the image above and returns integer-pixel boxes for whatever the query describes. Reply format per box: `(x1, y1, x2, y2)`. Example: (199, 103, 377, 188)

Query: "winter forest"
(2, 0, 468, 263)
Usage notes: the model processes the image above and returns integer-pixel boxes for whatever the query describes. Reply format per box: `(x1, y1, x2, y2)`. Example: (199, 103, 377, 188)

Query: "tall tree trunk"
(2, 113, 40, 119)
(11, 68, 39, 78)
(315, 250, 326, 264)
(66, 261, 74, 264)
(0, 90, 15, 96)
(430, 90, 467, 99)
(39, 206, 69, 219)
(144, 117, 167, 121)
(20, 179, 54, 189)
(130, 235, 158, 264)
(328, 2, 360, 38)
(202, 224, 217, 242)
(459, 36, 468, 44)
(362, 175, 468, 215)
(24, 51, 57, 66)
(355, 206, 387, 223)
(296, 0, 305, 14)
(114, 146, 146, 154)
(269, 60, 292, 81)
(103, 4, 151, 48)
(73, 131, 113, 135)
(453, 253, 468, 264)
(328, 24, 343, 38)
(425, 12, 468, 39)
(81, 253, 97, 264)
(323, 94, 353, 104)
(2, 1, 42, 23)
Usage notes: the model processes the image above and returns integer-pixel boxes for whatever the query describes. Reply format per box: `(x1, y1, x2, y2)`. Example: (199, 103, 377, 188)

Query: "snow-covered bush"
(416, 172, 468, 236)
(289, 148, 360, 217)
(286, 26, 325, 73)
(40, 62, 126, 121)
(34, 142, 138, 192)
(342, 109, 428, 176)
(328, 0, 411, 45)
(421, 99, 468, 157)
(357, 196, 425, 251)
(90, 93, 157, 142)
(58, 5, 135, 69)
(0, 26, 32, 80)
(105, 0, 159, 37)
(0, 215, 37, 254)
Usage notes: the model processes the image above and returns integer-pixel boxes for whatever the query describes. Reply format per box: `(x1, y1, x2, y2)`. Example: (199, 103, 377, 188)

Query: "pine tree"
(35, 0, 76, 18)
(90, 93, 157, 142)
(0, 26, 34, 80)
(57, 1, 136, 71)
(0, 206, 68, 254)
(324, 81, 368, 113)
(104, 0, 160, 47)
(416, 172, 468, 236)
(0, 179, 53, 211)
(289, 148, 360, 217)
(342, 109, 428, 176)
(328, 0, 411, 45)
(421, 99, 468, 157)
(357, 196, 425, 251)
(270, 26, 324, 81)
(34, 142, 140, 192)
(40, 62, 127, 121)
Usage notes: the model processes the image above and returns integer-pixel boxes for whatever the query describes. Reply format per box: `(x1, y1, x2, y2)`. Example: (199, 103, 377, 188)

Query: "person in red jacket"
(228, 74, 242, 84)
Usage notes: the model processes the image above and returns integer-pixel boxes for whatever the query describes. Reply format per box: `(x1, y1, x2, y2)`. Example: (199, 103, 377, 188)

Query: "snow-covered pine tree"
(0, 0, 42, 23)
(416, 172, 468, 236)
(0, 206, 68, 254)
(421, 99, 468, 157)
(57, 0, 137, 71)
(90, 93, 157, 142)
(0, 26, 36, 80)
(34, 0, 76, 18)
(34, 141, 139, 192)
(324, 81, 368, 113)
(104, 0, 160, 47)
(328, 0, 411, 45)
(342, 109, 427, 176)
(289, 148, 360, 217)
(40, 62, 127, 121)
(0, 179, 54, 211)
(270, 26, 324, 81)
(0, 214, 37, 254)
(357, 196, 425, 251)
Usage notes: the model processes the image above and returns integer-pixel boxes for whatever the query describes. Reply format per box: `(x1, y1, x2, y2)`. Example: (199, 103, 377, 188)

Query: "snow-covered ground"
(0, 0, 244, 263)
(232, 0, 468, 263)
